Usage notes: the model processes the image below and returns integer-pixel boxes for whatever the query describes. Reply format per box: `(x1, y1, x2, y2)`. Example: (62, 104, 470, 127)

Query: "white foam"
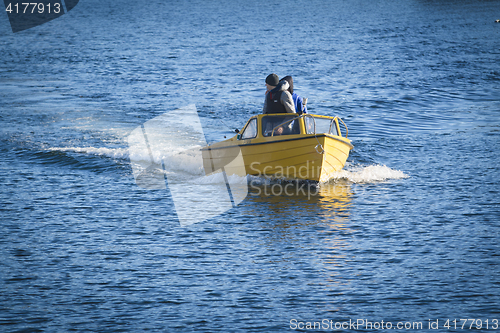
(127, 104, 210, 179)
(327, 164, 409, 183)
(49, 146, 130, 159)
(48, 145, 204, 176)
(49, 142, 206, 177)
(197, 173, 249, 184)
(49, 146, 408, 186)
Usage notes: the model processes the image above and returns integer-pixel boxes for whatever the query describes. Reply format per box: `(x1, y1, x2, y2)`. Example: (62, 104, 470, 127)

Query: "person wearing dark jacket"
(281, 76, 307, 115)
(262, 73, 295, 114)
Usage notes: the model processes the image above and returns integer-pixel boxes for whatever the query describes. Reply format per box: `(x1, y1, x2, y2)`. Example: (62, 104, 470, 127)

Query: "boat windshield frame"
(261, 114, 301, 137)
(238, 114, 349, 139)
(240, 117, 258, 139)
(303, 114, 349, 138)
(269, 115, 302, 137)
(304, 115, 336, 136)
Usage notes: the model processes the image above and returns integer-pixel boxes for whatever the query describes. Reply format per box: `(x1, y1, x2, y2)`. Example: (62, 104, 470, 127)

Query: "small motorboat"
(202, 113, 353, 182)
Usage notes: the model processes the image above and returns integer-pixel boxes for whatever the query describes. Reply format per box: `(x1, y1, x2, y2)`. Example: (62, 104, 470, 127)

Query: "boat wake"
(48, 146, 130, 160)
(49, 144, 206, 176)
(47, 147, 408, 185)
(326, 163, 409, 183)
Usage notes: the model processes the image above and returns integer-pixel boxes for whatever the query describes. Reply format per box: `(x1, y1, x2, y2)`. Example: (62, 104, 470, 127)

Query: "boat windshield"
(305, 116, 338, 136)
(262, 115, 300, 137)
(241, 118, 258, 139)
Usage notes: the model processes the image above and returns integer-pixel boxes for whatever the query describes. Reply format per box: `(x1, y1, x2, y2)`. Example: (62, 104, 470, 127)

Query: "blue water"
(1, 0, 500, 332)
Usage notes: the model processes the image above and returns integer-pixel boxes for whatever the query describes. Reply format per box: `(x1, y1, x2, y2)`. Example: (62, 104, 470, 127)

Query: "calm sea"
(1, 0, 499, 332)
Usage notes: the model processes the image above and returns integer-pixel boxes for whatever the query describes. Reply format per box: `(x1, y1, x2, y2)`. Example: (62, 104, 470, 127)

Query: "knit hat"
(265, 73, 279, 86)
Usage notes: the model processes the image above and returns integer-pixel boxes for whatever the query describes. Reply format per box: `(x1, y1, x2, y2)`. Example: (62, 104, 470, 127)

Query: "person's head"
(281, 76, 293, 94)
(265, 73, 279, 91)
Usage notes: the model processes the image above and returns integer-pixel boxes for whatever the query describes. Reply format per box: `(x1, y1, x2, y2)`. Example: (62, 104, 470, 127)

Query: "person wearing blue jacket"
(281, 76, 308, 115)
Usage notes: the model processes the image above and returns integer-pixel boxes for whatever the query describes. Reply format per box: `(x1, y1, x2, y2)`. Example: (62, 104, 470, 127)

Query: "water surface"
(1, 0, 499, 332)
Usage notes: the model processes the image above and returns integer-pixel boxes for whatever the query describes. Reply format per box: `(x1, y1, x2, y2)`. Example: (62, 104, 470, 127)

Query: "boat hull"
(202, 134, 352, 182)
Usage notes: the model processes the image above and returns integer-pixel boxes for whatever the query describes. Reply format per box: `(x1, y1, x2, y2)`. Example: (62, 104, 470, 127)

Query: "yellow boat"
(202, 113, 353, 182)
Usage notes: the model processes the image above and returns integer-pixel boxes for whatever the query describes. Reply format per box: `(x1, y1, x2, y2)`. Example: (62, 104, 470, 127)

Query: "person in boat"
(263, 73, 295, 114)
(280, 76, 308, 115)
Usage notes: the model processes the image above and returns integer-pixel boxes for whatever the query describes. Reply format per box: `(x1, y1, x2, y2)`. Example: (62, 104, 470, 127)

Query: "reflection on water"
(244, 180, 356, 300)
(244, 179, 354, 249)
(315, 182, 355, 291)
(316, 181, 353, 225)
(246, 180, 353, 222)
